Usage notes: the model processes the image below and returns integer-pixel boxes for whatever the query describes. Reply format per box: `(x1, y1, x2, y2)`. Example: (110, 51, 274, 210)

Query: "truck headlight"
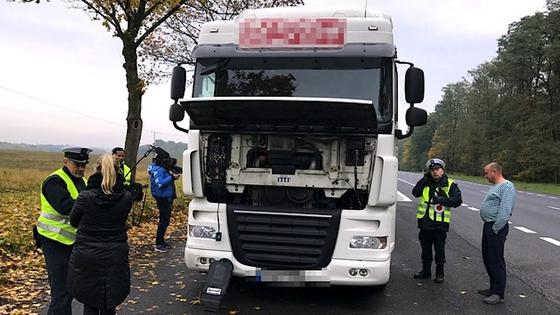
(189, 225, 216, 239)
(349, 236, 387, 249)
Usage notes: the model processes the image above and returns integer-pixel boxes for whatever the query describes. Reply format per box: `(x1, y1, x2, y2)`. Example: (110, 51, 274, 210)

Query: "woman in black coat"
(68, 154, 133, 315)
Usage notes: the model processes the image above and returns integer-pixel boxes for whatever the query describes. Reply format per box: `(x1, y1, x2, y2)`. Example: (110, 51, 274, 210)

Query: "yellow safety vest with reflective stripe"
(123, 164, 131, 186)
(37, 168, 86, 245)
(416, 179, 454, 223)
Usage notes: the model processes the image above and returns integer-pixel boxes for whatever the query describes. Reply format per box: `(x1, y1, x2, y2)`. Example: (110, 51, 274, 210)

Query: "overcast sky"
(0, 0, 547, 149)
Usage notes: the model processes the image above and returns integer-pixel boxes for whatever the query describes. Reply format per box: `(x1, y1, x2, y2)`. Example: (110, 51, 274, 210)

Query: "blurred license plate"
(239, 18, 346, 48)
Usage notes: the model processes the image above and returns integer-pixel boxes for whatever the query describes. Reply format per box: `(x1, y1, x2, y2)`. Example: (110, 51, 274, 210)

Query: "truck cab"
(169, 6, 426, 287)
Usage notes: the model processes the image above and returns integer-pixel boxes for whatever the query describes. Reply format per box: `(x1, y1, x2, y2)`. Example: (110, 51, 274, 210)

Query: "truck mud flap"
(201, 259, 233, 312)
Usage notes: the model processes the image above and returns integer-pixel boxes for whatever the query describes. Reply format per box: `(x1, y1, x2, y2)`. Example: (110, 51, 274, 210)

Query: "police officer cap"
(426, 158, 445, 170)
(63, 146, 92, 164)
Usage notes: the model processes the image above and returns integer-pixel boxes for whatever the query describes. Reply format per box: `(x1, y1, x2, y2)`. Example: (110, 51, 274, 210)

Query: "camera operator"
(147, 150, 181, 253)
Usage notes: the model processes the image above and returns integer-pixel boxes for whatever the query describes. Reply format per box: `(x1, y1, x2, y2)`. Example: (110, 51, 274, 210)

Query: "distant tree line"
(400, 1, 560, 184)
(138, 139, 187, 161)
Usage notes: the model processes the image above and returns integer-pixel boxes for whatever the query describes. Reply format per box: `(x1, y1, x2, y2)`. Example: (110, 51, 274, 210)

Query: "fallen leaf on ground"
(189, 298, 201, 305)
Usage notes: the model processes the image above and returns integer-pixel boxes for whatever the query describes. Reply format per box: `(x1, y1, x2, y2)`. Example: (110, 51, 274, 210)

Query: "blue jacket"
(148, 163, 175, 200)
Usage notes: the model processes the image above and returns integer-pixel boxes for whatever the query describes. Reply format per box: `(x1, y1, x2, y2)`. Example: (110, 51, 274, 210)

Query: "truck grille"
(227, 206, 341, 269)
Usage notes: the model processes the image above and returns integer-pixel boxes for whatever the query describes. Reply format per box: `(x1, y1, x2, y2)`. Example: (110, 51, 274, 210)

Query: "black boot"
(413, 263, 431, 279)
(434, 264, 444, 283)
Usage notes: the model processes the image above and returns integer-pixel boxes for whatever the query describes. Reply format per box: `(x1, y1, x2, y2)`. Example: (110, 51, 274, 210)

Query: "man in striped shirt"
(478, 162, 516, 305)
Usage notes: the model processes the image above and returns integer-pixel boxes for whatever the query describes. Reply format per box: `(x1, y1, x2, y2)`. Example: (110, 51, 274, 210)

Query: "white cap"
(426, 158, 445, 170)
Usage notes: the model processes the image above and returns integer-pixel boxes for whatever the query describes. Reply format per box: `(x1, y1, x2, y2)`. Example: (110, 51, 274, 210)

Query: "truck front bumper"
(185, 247, 390, 286)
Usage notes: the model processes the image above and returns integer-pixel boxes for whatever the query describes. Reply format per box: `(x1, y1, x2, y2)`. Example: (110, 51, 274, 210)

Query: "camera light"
(349, 236, 387, 249)
(189, 225, 217, 239)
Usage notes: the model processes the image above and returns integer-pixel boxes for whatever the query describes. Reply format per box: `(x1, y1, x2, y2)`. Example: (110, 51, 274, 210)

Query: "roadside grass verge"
(449, 173, 560, 196)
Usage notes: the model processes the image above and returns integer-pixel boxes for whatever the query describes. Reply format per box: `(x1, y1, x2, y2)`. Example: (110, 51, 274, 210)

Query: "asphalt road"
(399, 171, 560, 309)
(48, 171, 560, 314)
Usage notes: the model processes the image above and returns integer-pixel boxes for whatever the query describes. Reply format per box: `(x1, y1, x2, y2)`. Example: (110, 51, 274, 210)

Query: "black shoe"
(154, 243, 171, 253)
(483, 294, 504, 304)
(434, 264, 444, 283)
(477, 289, 493, 297)
(413, 269, 431, 279)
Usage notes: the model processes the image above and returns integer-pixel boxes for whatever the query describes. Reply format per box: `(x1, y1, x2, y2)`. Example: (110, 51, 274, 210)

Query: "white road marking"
(468, 207, 479, 212)
(397, 191, 412, 202)
(508, 221, 512, 224)
(520, 192, 559, 200)
(514, 226, 537, 234)
(461, 203, 469, 207)
(540, 237, 560, 247)
(398, 178, 415, 186)
(547, 206, 560, 211)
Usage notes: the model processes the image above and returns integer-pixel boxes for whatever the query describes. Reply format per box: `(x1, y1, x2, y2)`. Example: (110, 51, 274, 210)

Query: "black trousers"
(41, 236, 73, 315)
(482, 221, 508, 298)
(155, 198, 173, 245)
(419, 230, 447, 265)
(84, 305, 116, 315)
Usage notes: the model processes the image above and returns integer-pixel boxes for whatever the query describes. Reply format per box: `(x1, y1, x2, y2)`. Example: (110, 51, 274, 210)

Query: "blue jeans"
(155, 198, 173, 245)
(41, 236, 73, 315)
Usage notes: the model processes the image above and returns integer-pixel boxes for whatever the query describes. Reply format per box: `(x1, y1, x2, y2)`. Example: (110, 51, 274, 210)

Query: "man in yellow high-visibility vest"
(36, 146, 91, 315)
(412, 158, 462, 283)
(112, 147, 131, 186)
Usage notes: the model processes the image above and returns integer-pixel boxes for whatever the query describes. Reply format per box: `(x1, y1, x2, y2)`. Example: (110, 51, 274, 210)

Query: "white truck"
(168, 6, 426, 294)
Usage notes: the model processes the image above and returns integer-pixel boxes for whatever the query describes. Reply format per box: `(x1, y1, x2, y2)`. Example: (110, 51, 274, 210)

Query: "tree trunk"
(122, 40, 143, 182)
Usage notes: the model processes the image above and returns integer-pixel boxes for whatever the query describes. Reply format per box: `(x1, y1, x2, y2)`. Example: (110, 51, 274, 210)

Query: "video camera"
(150, 145, 183, 174)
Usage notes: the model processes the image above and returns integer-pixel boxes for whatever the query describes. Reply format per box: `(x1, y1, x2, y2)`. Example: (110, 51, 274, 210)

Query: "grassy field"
(0, 149, 188, 314)
(0, 150, 156, 254)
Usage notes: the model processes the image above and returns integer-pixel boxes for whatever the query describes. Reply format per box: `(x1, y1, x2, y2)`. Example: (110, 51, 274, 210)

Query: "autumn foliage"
(0, 149, 189, 314)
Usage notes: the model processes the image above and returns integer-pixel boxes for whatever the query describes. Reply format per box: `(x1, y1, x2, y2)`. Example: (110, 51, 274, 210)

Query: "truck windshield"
(192, 57, 392, 122)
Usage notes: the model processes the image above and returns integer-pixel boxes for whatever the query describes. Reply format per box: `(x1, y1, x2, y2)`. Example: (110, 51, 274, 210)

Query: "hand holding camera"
(432, 187, 448, 204)
(150, 145, 183, 174)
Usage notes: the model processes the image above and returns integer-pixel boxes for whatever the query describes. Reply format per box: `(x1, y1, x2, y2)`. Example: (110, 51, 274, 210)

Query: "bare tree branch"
(80, 0, 124, 35)
(136, 0, 189, 47)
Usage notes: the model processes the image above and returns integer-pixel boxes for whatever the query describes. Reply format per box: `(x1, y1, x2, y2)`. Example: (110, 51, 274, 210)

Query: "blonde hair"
(95, 154, 117, 195)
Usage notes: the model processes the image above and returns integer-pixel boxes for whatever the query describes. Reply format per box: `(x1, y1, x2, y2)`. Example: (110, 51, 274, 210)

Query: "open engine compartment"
(201, 133, 377, 210)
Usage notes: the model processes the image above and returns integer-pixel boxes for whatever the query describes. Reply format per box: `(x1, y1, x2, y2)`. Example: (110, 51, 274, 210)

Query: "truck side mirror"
(405, 107, 427, 127)
(171, 66, 186, 101)
(169, 103, 185, 122)
(405, 67, 424, 104)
